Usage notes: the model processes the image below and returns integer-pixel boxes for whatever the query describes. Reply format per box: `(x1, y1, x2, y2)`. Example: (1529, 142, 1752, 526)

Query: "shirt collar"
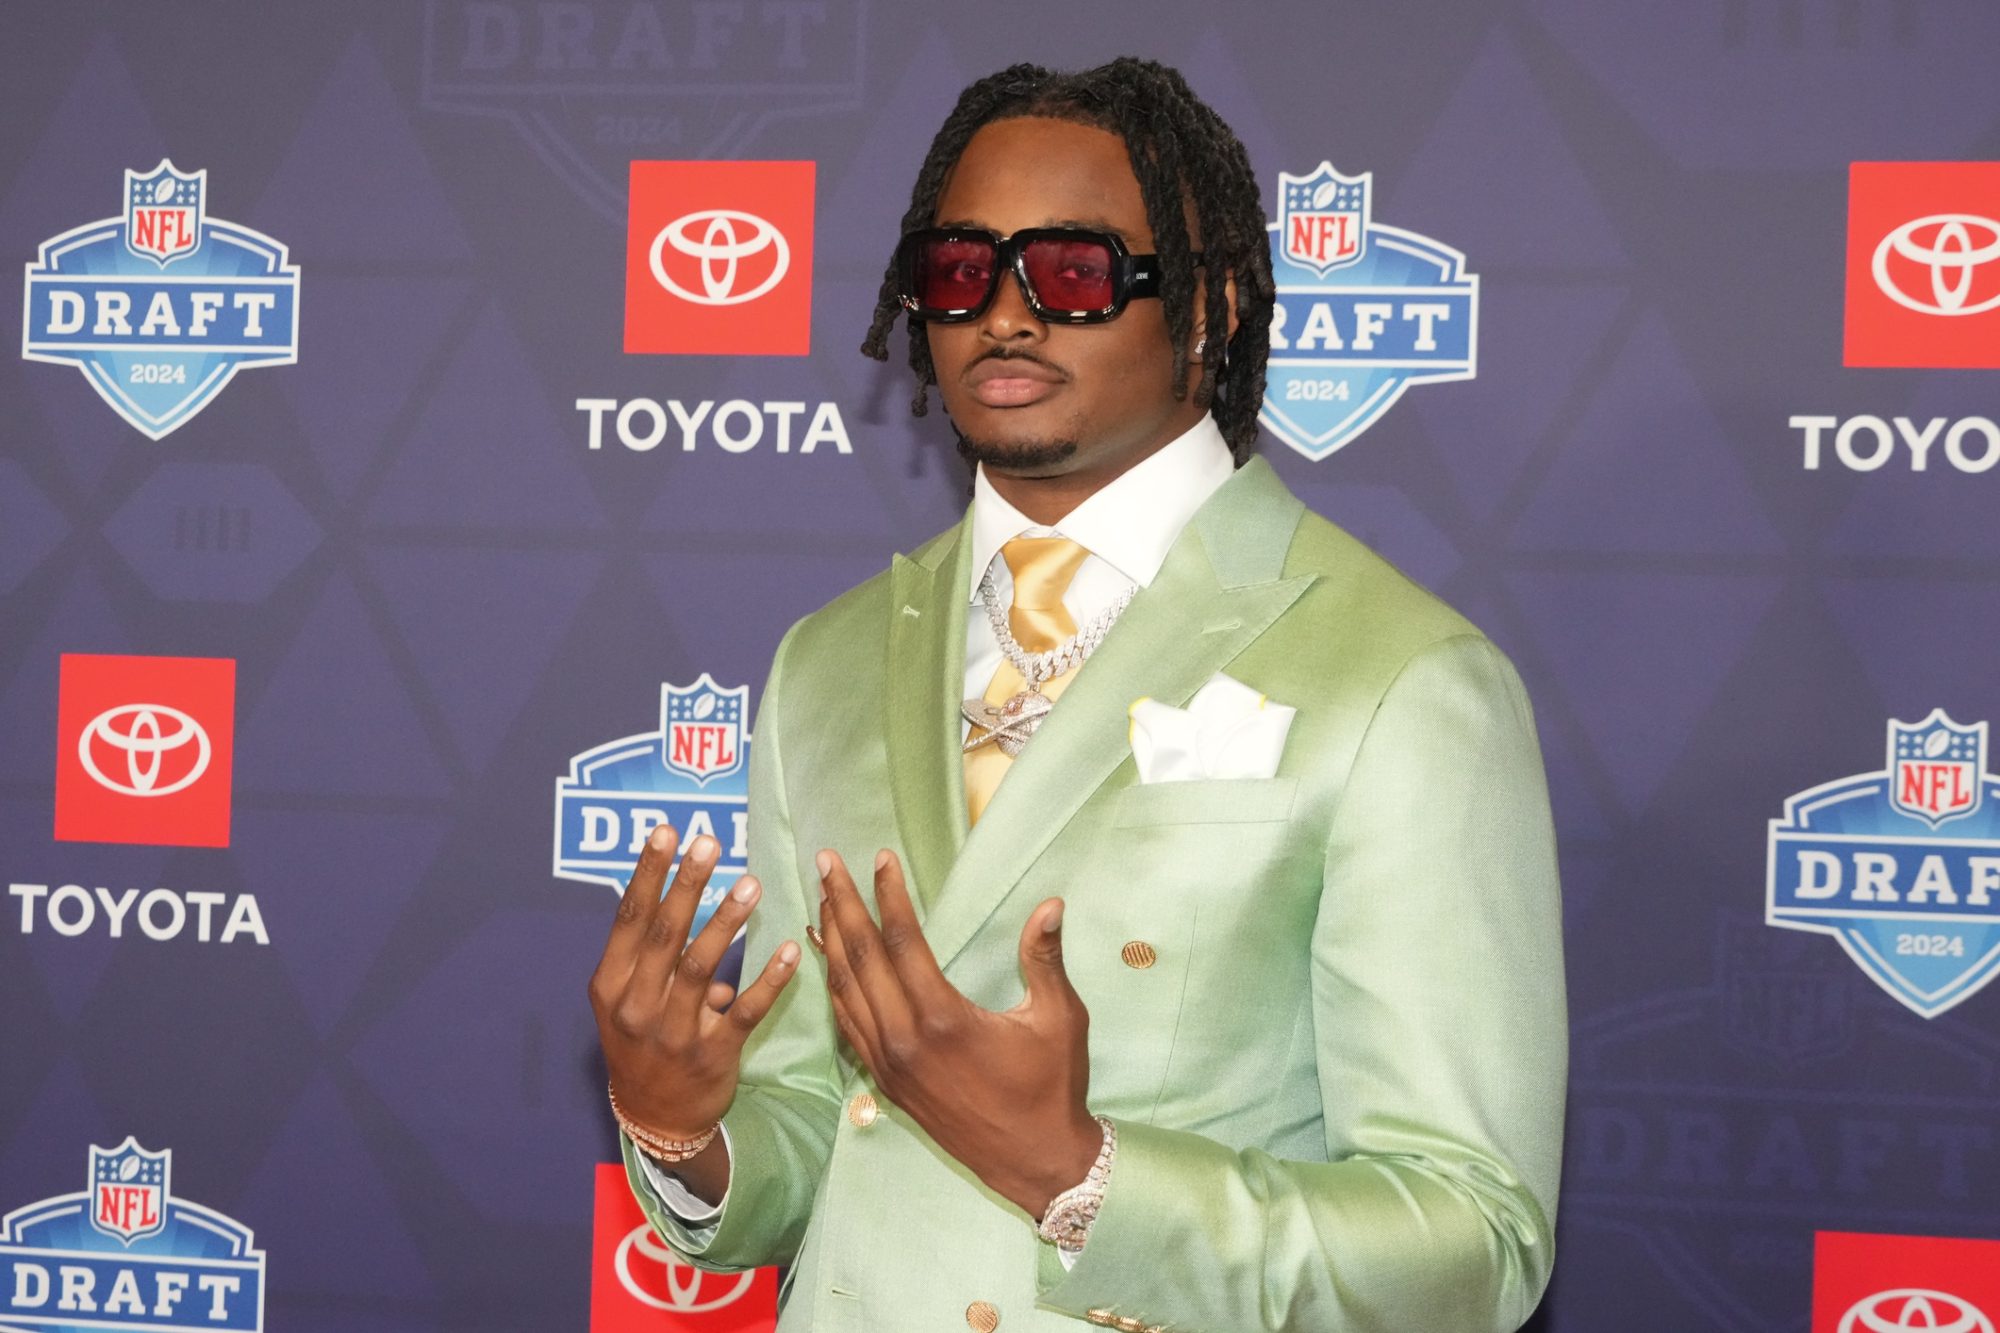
(967, 414, 1236, 602)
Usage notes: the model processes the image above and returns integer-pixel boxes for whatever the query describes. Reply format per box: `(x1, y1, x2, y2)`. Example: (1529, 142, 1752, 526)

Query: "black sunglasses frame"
(895, 227, 1196, 325)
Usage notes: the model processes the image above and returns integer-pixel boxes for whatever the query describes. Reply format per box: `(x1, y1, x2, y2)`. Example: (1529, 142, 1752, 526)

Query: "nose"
(977, 263, 1047, 345)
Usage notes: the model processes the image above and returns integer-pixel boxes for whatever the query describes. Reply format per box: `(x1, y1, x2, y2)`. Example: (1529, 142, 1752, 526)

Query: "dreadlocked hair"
(859, 58, 1274, 465)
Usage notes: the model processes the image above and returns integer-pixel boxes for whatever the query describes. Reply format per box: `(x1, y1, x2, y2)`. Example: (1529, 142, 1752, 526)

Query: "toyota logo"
(77, 703, 212, 798)
(1872, 213, 2000, 317)
(614, 1224, 755, 1312)
(1841, 1289, 1995, 1333)
(649, 209, 790, 306)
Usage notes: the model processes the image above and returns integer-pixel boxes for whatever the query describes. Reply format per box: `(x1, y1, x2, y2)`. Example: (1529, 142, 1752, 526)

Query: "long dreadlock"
(859, 58, 1274, 465)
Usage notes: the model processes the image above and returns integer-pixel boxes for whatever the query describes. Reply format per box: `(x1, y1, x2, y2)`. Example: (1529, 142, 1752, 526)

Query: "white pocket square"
(1128, 673, 1296, 783)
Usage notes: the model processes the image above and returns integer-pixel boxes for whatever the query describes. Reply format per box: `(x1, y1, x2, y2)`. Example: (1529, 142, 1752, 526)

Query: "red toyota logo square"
(590, 1163, 777, 1332)
(625, 160, 815, 357)
(1813, 1231, 2000, 1332)
(1844, 161, 2000, 369)
(54, 653, 236, 848)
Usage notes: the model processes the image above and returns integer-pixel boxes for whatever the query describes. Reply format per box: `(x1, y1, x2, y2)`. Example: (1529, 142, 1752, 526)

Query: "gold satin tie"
(964, 536, 1091, 825)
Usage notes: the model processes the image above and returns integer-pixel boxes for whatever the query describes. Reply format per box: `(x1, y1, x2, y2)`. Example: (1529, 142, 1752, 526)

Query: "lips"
(965, 356, 1065, 408)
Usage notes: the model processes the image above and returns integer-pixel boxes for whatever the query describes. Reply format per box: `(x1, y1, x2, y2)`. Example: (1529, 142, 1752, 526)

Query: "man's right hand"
(588, 823, 801, 1205)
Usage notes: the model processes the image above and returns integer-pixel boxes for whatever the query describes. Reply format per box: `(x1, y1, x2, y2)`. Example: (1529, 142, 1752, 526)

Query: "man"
(589, 59, 1566, 1333)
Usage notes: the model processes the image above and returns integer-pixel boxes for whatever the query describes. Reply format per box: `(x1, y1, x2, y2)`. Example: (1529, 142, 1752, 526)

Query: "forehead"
(933, 116, 1152, 245)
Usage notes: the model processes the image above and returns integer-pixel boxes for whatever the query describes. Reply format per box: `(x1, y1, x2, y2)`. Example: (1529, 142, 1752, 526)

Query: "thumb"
(1017, 898, 1077, 1006)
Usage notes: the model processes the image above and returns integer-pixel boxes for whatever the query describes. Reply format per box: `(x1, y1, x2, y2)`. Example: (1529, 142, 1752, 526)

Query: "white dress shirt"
(961, 413, 1236, 718)
(638, 414, 1237, 1244)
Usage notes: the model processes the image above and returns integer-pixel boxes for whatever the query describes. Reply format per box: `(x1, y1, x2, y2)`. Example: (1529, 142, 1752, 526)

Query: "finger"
(1013, 898, 1083, 1014)
(705, 982, 736, 1011)
(816, 862, 885, 1068)
(825, 974, 880, 1074)
(722, 939, 803, 1043)
(871, 850, 954, 1007)
(819, 850, 916, 1040)
(592, 822, 678, 997)
(663, 874, 763, 1040)
(625, 833, 721, 1001)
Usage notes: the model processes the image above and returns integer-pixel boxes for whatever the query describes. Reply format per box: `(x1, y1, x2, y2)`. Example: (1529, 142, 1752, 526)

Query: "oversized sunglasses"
(895, 227, 1195, 324)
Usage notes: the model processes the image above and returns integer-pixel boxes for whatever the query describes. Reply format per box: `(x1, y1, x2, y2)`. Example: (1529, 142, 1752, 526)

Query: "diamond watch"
(1038, 1115, 1117, 1254)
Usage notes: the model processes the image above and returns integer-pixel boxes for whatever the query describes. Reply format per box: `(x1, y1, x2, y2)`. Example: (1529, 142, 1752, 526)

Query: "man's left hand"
(814, 849, 1101, 1220)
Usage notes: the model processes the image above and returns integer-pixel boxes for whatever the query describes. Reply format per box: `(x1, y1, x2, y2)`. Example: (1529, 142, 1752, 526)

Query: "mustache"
(971, 347, 1067, 377)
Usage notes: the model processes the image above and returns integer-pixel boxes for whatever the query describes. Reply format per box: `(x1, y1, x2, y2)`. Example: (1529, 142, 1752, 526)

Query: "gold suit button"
(1085, 1313, 1117, 1329)
(1120, 940, 1158, 969)
(966, 1300, 1000, 1332)
(846, 1092, 878, 1128)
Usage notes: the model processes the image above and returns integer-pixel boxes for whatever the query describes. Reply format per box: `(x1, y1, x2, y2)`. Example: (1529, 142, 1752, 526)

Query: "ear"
(1190, 266, 1241, 361)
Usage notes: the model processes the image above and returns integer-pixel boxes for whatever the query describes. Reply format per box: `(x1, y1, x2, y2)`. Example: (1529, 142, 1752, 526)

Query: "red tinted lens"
(1022, 236, 1116, 312)
(913, 236, 999, 311)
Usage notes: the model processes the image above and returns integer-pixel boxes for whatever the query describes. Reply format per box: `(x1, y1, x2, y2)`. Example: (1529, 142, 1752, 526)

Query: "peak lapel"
(884, 522, 973, 915)
(923, 459, 1316, 973)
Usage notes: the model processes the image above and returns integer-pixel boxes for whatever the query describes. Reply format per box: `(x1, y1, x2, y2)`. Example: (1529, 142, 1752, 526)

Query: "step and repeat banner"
(3, 3, 1998, 1330)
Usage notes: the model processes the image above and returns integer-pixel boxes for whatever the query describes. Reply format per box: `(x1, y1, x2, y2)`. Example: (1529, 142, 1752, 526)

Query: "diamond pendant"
(961, 688, 1054, 757)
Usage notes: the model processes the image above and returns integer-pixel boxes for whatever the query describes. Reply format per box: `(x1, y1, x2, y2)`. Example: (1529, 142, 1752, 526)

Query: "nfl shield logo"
(123, 160, 205, 266)
(1720, 918, 1853, 1067)
(1889, 708, 1985, 828)
(660, 674, 747, 786)
(89, 1137, 170, 1244)
(1277, 164, 1370, 277)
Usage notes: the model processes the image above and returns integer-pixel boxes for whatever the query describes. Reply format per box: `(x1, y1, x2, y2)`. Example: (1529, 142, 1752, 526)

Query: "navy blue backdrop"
(5, 3, 2000, 1330)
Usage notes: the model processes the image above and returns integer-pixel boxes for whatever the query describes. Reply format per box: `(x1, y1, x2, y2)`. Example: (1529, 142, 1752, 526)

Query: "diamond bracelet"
(607, 1082, 720, 1165)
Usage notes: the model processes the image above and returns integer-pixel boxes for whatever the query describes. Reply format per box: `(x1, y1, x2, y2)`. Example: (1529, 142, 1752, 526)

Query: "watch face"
(1042, 1197, 1097, 1248)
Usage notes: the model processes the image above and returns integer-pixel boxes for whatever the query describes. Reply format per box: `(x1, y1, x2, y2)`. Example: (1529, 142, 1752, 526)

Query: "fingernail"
(648, 825, 674, 851)
(779, 941, 800, 966)
(816, 851, 833, 879)
(1043, 901, 1064, 933)
(731, 877, 760, 904)
(691, 836, 716, 862)
(875, 849, 891, 870)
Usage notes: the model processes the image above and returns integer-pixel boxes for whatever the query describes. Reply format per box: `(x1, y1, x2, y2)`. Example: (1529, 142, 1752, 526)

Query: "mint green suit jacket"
(625, 458, 1567, 1332)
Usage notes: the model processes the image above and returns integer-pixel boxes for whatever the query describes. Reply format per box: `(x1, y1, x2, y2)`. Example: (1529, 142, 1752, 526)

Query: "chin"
(953, 430, 1080, 473)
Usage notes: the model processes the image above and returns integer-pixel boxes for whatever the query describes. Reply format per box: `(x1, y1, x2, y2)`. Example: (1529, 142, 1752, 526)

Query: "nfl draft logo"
(0, 1139, 266, 1331)
(1259, 163, 1477, 461)
(420, 2, 865, 227)
(1767, 710, 2000, 1018)
(555, 675, 751, 932)
(22, 160, 300, 440)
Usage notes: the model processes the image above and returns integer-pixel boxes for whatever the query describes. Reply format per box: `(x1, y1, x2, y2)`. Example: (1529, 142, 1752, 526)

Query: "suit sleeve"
(623, 619, 846, 1271)
(1038, 633, 1568, 1332)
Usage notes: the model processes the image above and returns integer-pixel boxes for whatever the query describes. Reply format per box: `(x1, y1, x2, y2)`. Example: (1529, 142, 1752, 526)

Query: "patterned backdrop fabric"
(3, 2, 1999, 1330)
